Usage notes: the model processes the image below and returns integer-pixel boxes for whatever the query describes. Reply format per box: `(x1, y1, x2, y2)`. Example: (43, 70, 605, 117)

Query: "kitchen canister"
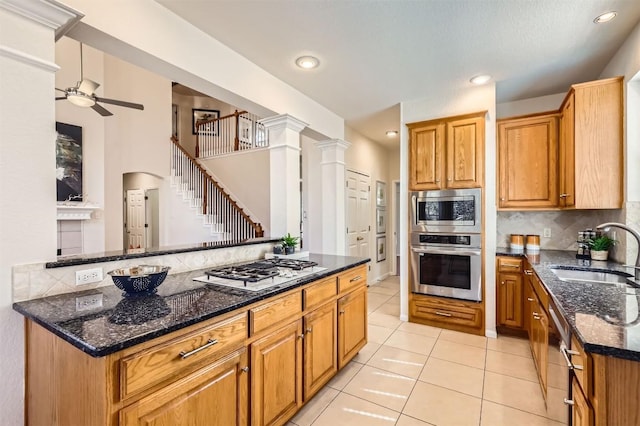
(526, 234, 540, 252)
(510, 234, 525, 252)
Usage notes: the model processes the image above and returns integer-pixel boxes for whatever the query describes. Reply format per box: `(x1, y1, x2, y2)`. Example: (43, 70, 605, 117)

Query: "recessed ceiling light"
(295, 56, 319, 69)
(470, 74, 492, 85)
(594, 11, 617, 23)
(386, 130, 398, 137)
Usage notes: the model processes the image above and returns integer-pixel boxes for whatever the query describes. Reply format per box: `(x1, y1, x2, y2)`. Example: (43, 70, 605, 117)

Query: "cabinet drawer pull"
(435, 311, 452, 317)
(349, 275, 362, 282)
(559, 193, 568, 198)
(524, 270, 533, 275)
(527, 297, 534, 302)
(563, 398, 575, 406)
(179, 339, 218, 359)
(533, 314, 541, 320)
(503, 264, 520, 269)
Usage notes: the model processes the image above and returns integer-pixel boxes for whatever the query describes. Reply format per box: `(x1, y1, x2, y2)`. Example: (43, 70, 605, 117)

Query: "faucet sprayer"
(595, 222, 640, 281)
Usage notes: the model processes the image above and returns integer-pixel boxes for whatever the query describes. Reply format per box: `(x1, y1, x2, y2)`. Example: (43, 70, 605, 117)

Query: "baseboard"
(375, 272, 391, 282)
(485, 329, 498, 339)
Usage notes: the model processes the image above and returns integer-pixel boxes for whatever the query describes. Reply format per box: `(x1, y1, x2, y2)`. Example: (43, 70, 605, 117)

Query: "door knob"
(356, 237, 364, 241)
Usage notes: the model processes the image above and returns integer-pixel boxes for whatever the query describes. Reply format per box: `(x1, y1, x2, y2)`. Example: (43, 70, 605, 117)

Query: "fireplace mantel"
(56, 203, 99, 220)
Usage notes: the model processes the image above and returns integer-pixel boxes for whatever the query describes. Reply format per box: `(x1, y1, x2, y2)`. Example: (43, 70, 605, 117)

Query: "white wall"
(0, 5, 65, 424)
(344, 126, 393, 282)
(55, 38, 106, 254)
(62, 0, 345, 144)
(301, 134, 323, 253)
(199, 149, 270, 235)
(400, 84, 497, 335)
(496, 92, 566, 118)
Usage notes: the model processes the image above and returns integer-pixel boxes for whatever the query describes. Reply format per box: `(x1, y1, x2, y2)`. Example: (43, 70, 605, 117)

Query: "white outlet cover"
(75, 267, 104, 285)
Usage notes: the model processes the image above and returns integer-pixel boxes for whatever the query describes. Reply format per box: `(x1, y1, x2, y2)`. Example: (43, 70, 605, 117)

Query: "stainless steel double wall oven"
(410, 188, 482, 302)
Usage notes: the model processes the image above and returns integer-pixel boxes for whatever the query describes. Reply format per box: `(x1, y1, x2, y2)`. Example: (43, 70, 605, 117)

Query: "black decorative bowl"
(107, 265, 170, 295)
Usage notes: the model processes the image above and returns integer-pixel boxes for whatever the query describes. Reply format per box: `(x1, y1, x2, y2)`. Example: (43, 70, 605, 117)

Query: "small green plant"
(282, 233, 299, 248)
(587, 235, 617, 251)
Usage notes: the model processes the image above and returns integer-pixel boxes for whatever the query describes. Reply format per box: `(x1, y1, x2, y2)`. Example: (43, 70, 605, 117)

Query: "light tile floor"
(288, 275, 568, 426)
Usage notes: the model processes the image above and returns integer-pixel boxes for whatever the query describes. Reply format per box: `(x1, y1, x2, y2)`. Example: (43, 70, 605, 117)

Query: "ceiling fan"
(55, 43, 144, 116)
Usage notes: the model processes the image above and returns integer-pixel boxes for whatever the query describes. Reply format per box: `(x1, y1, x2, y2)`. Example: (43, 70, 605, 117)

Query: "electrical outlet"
(75, 267, 103, 285)
(75, 293, 103, 311)
(543, 228, 552, 238)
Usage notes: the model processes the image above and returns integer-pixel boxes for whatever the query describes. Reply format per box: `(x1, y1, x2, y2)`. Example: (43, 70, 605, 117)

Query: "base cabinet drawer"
(337, 265, 367, 294)
(411, 297, 483, 329)
(120, 348, 248, 426)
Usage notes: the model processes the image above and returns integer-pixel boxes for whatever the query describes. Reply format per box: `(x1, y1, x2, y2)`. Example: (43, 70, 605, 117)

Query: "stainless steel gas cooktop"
(193, 258, 326, 291)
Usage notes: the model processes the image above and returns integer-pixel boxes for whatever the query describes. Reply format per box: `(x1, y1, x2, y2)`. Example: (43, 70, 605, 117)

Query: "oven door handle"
(411, 247, 481, 257)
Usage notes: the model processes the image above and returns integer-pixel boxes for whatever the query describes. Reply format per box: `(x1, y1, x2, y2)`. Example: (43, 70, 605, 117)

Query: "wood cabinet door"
(497, 272, 524, 329)
(251, 320, 302, 426)
(523, 272, 535, 337)
(303, 302, 338, 401)
(446, 114, 484, 188)
(538, 308, 549, 399)
(409, 122, 445, 190)
(120, 348, 248, 426)
(337, 286, 367, 369)
(572, 377, 593, 426)
(497, 114, 558, 208)
(559, 94, 575, 208)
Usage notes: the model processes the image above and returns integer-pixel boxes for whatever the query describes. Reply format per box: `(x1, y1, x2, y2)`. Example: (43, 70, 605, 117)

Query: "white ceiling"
(156, 0, 640, 147)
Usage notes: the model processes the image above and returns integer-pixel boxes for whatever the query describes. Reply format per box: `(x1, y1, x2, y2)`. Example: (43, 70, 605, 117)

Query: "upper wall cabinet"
(559, 77, 623, 209)
(408, 111, 486, 190)
(497, 76, 623, 210)
(497, 113, 559, 209)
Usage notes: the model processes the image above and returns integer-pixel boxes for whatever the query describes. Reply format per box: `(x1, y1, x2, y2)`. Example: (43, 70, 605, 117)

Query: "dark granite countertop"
(14, 254, 369, 357)
(46, 237, 280, 268)
(498, 248, 640, 361)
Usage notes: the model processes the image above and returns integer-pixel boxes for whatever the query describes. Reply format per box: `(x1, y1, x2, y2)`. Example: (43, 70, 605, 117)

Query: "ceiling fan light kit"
(55, 43, 144, 116)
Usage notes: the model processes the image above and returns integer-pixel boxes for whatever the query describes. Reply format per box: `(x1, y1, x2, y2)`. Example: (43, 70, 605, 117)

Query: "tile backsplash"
(497, 209, 623, 252)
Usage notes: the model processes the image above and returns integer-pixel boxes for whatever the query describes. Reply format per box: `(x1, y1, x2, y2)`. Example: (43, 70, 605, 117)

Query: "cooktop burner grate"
(203, 258, 318, 284)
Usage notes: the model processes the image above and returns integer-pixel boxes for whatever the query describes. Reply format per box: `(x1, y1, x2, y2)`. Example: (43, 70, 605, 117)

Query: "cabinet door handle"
(350, 275, 362, 282)
(339, 310, 345, 315)
(527, 297, 534, 302)
(563, 398, 575, 406)
(306, 327, 312, 333)
(179, 339, 218, 359)
(435, 311, 452, 317)
(356, 237, 364, 241)
(298, 334, 305, 339)
(500, 281, 505, 285)
(241, 366, 249, 373)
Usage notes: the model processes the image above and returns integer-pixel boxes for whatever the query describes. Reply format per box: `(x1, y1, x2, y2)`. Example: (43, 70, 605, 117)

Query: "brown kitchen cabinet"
(409, 293, 484, 336)
(558, 77, 623, 209)
(337, 285, 367, 369)
(120, 348, 249, 426)
(302, 301, 338, 400)
(250, 320, 303, 426)
(571, 377, 593, 426)
(496, 257, 524, 329)
(497, 113, 559, 209)
(24, 263, 368, 426)
(408, 111, 485, 190)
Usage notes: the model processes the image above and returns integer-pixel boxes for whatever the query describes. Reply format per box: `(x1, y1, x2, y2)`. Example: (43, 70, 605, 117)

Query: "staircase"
(170, 137, 264, 241)
(196, 110, 268, 158)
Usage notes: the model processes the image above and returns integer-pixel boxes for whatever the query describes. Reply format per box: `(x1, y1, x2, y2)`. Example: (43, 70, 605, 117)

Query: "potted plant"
(588, 235, 616, 261)
(282, 233, 299, 255)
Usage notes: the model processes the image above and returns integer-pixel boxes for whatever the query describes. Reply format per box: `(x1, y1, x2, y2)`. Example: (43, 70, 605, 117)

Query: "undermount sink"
(550, 267, 633, 285)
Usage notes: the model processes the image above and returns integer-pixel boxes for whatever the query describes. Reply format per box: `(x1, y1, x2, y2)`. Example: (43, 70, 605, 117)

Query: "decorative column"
(314, 139, 351, 255)
(261, 114, 307, 239)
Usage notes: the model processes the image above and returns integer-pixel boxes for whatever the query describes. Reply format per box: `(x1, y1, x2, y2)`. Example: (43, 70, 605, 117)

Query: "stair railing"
(196, 110, 268, 158)
(170, 136, 264, 240)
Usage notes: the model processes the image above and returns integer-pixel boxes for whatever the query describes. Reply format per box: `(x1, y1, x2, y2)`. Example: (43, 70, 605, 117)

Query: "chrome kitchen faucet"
(596, 222, 640, 281)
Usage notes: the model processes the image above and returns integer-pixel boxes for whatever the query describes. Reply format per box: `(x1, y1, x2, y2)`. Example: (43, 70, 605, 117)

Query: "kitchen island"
(497, 248, 640, 425)
(14, 253, 369, 426)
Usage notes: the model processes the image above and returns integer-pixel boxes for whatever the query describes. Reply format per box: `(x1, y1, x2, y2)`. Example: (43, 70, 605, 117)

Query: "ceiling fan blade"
(95, 97, 144, 110)
(91, 103, 113, 116)
(55, 88, 66, 93)
(55, 97, 67, 100)
(78, 78, 99, 95)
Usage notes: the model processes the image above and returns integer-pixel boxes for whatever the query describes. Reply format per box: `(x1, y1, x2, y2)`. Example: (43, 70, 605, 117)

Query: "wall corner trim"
(0, 45, 60, 72)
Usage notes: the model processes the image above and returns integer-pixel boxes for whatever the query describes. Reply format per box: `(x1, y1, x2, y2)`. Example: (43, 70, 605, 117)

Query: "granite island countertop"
(497, 248, 640, 361)
(13, 254, 369, 358)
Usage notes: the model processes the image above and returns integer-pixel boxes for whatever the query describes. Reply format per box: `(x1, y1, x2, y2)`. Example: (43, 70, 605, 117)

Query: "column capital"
(314, 138, 351, 152)
(0, 0, 83, 39)
(260, 114, 308, 133)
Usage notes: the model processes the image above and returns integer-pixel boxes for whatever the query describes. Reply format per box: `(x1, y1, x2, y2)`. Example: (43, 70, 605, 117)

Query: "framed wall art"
(376, 180, 386, 207)
(376, 208, 386, 234)
(376, 236, 387, 262)
(192, 108, 220, 135)
(55, 122, 82, 202)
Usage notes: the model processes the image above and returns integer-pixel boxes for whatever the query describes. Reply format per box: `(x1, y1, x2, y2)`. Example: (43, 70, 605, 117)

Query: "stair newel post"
(234, 109, 240, 152)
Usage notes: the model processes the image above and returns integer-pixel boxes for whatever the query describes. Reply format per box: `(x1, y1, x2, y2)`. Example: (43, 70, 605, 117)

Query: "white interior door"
(126, 189, 146, 249)
(346, 170, 370, 258)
